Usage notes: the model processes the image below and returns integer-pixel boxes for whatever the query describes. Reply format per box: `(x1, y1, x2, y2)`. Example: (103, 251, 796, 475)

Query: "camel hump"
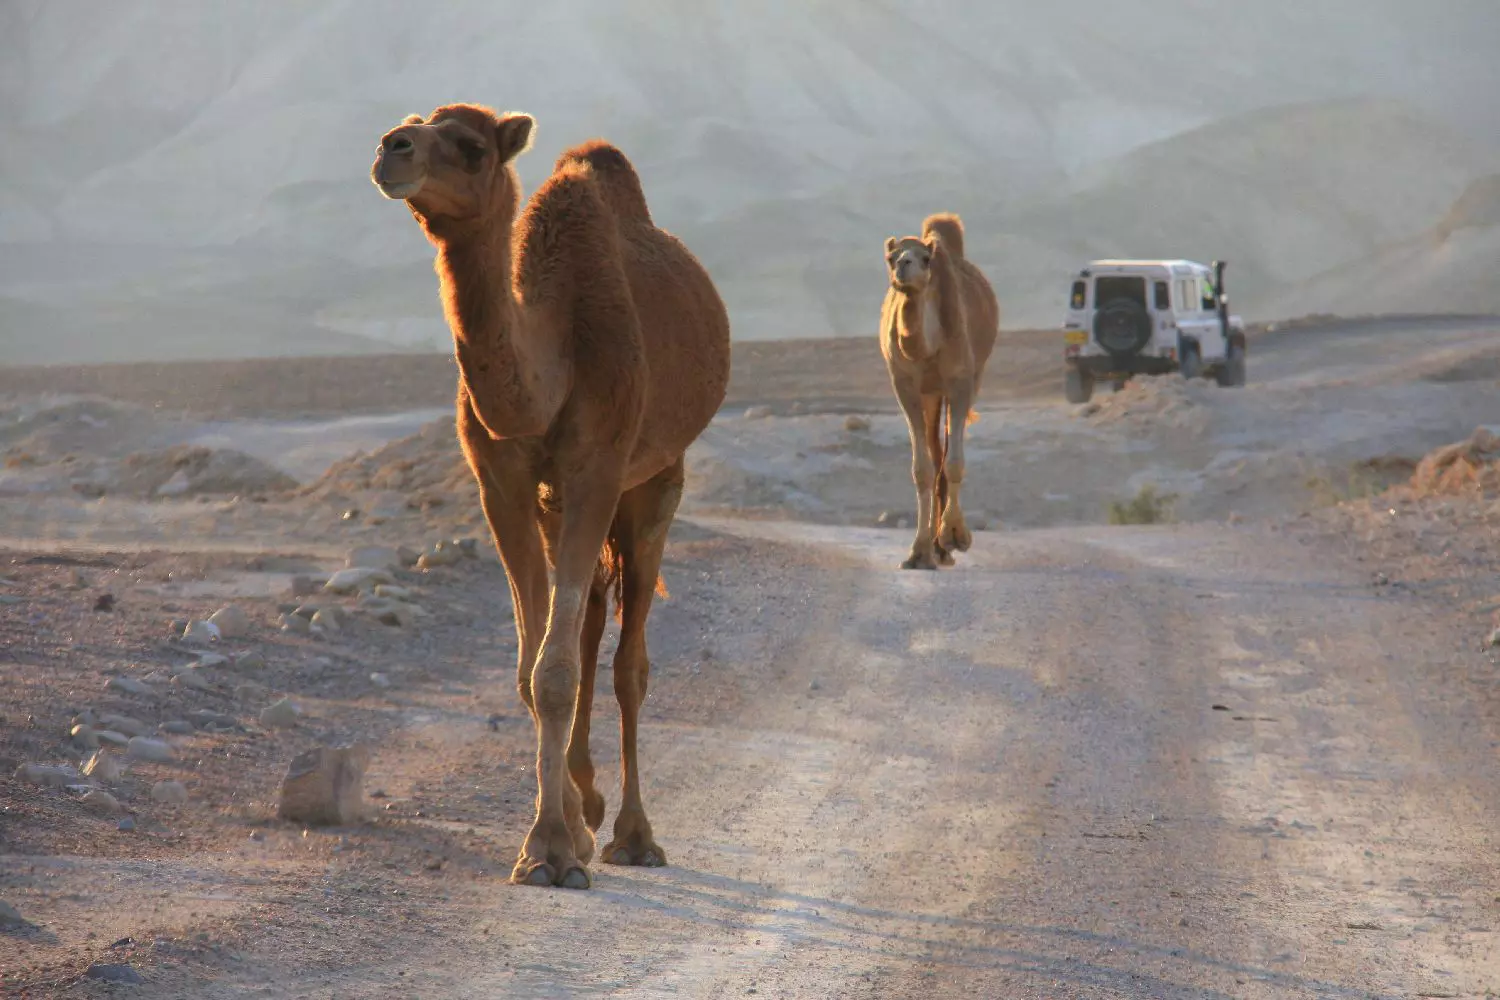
(922, 213, 966, 260)
(556, 139, 653, 226)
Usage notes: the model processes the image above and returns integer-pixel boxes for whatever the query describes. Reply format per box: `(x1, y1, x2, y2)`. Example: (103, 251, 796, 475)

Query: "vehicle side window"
(1153, 281, 1170, 311)
(1178, 280, 1195, 312)
(1201, 279, 1216, 311)
(1069, 280, 1086, 310)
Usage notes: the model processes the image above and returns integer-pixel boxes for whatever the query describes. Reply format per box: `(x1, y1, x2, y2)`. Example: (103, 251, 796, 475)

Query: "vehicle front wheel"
(1216, 342, 1246, 387)
(1180, 344, 1203, 381)
(1065, 366, 1094, 404)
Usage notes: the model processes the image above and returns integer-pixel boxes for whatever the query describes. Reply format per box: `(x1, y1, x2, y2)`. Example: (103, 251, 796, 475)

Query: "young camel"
(372, 104, 730, 889)
(879, 213, 1000, 570)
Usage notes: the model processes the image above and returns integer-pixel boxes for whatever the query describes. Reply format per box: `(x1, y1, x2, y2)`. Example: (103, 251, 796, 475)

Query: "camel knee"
(532, 654, 581, 719)
(612, 638, 649, 706)
(944, 457, 966, 486)
(912, 460, 936, 492)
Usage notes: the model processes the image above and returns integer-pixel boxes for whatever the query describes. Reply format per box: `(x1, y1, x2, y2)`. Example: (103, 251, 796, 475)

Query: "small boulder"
(173, 670, 213, 692)
(309, 609, 342, 634)
(324, 567, 393, 595)
(182, 620, 221, 645)
(82, 751, 124, 782)
(844, 414, 872, 433)
(369, 672, 392, 689)
(126, 737, 174, 763)
(208, 605, 250, 639)
(375, 605, 414, 629)
(259, 698, 301, 730)
(151, 780, 189, 805)
(15, 763, 80, 788)
(196, 652, 229, 668)
(96, 730, 130, 749)
(744, 405, 773, 420)
(71, 724, 99, 749)
(373, 584, 412, 601)
(456, 537, 479, 559)
(85, 964, 144, 985)
(277, 744, 369, 826)
(99, 714, 150, 738)
(346, 546, 402, 571)
(289, 575, 321, 597)
(117, 817, 136, 832)
(106, 676, 152, 697)
(0, 900, 24, 928)
(189, 709, 236, 729)
(160, 720, 194, 735)
(279, 613, 311, 635)
(235, 651, 266, 670)
(80, 789, 123, 815)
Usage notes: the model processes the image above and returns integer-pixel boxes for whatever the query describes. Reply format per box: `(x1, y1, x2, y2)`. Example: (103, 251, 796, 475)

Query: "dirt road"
(103, 516, 1486, 999)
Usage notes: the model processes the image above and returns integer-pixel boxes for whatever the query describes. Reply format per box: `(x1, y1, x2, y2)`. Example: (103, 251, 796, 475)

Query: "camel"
(879, 213, 1000, 570)
(371, 104, 731, 889)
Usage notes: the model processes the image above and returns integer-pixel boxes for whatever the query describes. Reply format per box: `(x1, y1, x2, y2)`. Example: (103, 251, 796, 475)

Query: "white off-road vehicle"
(1061, 259, 1246, 404)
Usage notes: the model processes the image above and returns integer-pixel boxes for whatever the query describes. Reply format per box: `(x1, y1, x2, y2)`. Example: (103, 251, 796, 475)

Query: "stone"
(844, 414, 872, 433)
(196, 653, 229, 668)
(969, 514, 990, 532)
(347, 546, 402, 571)
(117, 817, 136, 832)
(397, 545, 422, 567)
(182, 620, 221, 645)
(99, 714, 150, 738)
(82, 751, 124, 781)
(279, 613, 311, 635)
(309, 609, 342, 633)
(369, 672, 392, 689)
(456, 537, 479, 558)
(324, 567, 393, 595)
(15, 763, 80, 788)
(126, 737, 174, 763)
(277, 744, 369, 826)
(71, 724, 99, 749)
(416, 542, 461, 570)
(375, 605, 414, 629)
(80, 789, 123, 815)
(208, 605, 250, 638)
(0, 900, 24, 927)
(94, 593, 116, 612)
(189, 709, 236, 729)
(1489, 627, 1500, 648)
(151, 780, 189, 805)
(744, 405, 773, 420)
(173, 670, 213, 692)
(161, 720, 194, 735)
(141, 671, 172, 685)
(235, 651, 265, 670)
(373, 584, 412, 601)
(96, 730, 130, 749)
(289, 574, 321, 597)
(85, 964, 144, 985)
(233, 683, 267, 702)
(259, 698, 301, 729)
(106, 676, 152, 697)
(72, 709, 97, 727)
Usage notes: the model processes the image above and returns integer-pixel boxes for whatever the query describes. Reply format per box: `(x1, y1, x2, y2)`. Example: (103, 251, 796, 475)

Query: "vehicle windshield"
(1094, 276, 1147, 308)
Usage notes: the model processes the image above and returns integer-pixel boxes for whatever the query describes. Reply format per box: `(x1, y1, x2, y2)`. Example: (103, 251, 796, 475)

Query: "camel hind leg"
(892, 377, 939, 570)
(566, 569, 610, 832)
(601, 457, 684, 867)
(927, 395, 955, 567)
(938, 377, 976, 553)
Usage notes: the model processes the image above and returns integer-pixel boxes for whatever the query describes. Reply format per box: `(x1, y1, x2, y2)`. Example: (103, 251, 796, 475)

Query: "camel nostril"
(388, 135, 414, 154)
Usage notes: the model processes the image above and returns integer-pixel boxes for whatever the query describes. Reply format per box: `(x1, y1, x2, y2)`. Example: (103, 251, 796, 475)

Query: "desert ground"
(4, 315, 1500, 997)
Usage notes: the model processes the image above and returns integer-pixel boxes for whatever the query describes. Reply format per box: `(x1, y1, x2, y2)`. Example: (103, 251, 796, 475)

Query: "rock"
(373, 584, 412, 601)
(189, 709, 236, 729)
(151, 780, 188, 805)
(233, 683, 266, 702)
(173, 670, 214, 692)
(895, 517, 910, 530)
(235, 651, 265, 670)
(369, 672, 392, 689)
(208, 605, 250, 639)
(456, 537, 479, 558)
(71, 724, 99, 749)
(181, 620, 221, 645)
(117, 817, 136, 832)
(309, 609, 342, 633)
(106, 676, 152, 697)
(15, 763, 80, 788)
(1489, 628, 1500, 648)
(291, 602, 325, 620)
(82, 751, 124, 781)
(324, 567, 393, 595)
(844, 414, 872, 433)
(259, 698, 301, 729)
(80, 789, 123, 815)
(125, 737, 174, 763)
(99, 714, 150, 738)
(72, 709, 97, 727)
(0, 900, 24, 927)
(969, 514, 990, 532)
(168, 617, 188, 636)
(397, 545, 422, 567)
(96, 731, 130, 749)
(141, 670, 172, 685)
(85, 964, 144, 985)
(94, 593, 116, 612)
(744, 405, 773, 420)
(416, 542, 461, 570)
(161, 720, 194, 735)
(196, 652, 229, 668)
(346, 546, 402, 571)
(875, 511, 898, 528)
(375, 605, 414, 629)
(277, 744, 369, 826)
(279, 612, 311, 635)
(289, 575, 320, 597)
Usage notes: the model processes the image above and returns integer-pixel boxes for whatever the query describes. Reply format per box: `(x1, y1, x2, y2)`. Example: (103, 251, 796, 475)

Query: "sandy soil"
(4, 317, 1500, 997)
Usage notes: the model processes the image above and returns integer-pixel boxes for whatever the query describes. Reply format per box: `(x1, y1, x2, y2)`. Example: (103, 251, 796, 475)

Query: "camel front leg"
(892, 377, 938, 570)
(512, 470, 621, 890)
(938, 377, 976, 554)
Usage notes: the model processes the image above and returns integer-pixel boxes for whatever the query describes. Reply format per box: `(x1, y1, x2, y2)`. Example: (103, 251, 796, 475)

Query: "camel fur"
(879, 212, 1000, 570)
(372, 103, 731, 889)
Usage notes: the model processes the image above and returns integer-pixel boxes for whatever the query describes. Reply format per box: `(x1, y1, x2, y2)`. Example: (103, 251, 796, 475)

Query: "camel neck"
(435, 219, 566, 438)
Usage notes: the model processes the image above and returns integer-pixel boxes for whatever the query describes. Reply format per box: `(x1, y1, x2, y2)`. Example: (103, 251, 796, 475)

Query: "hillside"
(2, 0, 1499, 362)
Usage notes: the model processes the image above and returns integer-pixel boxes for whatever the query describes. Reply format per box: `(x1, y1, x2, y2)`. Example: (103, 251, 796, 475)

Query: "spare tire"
(1093, 298, 1152, 356)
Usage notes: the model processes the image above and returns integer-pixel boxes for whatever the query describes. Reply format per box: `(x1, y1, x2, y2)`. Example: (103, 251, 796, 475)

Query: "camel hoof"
(559, 865, 592, 890)
(513, 862, 556, 887)
(604, 841, 668, 867)
(935, 545, 955, 567)
(900, 556, 938, 571)
(941, 524, 973, 553)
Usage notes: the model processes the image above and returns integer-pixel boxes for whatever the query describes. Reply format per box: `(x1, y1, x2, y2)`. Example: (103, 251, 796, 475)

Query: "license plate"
(1064, 330, 1087, 345)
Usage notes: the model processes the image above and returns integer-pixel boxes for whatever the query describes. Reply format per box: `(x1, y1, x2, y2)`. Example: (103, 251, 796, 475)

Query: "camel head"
(372, 104, 535, 227)
(885, 235, 938, 295)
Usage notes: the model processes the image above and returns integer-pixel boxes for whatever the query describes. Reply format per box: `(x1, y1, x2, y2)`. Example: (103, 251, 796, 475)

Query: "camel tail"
(556, 139, 654, 226)
(936, 397, 951, 524)
(922, 213, 966, 260)
(966, 408, 980, 427)
(597, 534, 668, 625)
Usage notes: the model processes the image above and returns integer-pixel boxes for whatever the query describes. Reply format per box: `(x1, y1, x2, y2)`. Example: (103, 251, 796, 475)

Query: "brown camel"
(371, 104, 730, 889)
(879, 213, 1000, 570)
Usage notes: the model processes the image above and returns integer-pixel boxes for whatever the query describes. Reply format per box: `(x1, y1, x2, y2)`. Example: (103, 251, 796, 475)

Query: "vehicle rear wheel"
(1065, 366, 1094, 404)
(1180, 344, 1203, 381)
(1216, 341, 1246, 387)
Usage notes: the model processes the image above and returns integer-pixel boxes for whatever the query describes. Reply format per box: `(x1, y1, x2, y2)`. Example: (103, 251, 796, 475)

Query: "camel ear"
(923, 234, 940, 253)
(884, 237, 898, 256)
(495, 113, 536, 164)
(402, 114, 424, 125)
